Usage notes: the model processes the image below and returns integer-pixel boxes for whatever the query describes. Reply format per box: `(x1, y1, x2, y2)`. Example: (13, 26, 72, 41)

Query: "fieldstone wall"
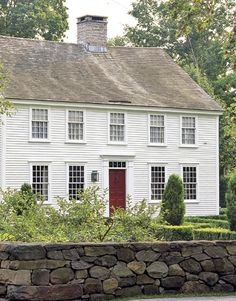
(0, 241, 236, 300)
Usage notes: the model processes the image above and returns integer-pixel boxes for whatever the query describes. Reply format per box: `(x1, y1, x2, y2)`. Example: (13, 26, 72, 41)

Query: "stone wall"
(0, 241, 236, 300)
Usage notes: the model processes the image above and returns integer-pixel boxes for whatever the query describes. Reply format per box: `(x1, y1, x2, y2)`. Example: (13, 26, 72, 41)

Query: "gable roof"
(0, 35, 222, 112)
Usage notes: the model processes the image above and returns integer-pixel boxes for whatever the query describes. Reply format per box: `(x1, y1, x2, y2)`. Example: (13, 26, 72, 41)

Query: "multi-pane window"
(31, 109, 48, 139)
(68, 111, 84, 141)
(182, 117, 196, 145)
(149, 115, 165, 144)
(68, 165, 85, 200)
(110, 113, 125, 142)
(183, 166, 197, 200)
(32, 165, 49, 200)
(150, 166, 165, 201)
(109, 161, 126, 168)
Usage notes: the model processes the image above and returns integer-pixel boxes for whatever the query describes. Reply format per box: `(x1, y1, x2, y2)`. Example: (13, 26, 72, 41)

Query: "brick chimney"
(77, 15, 108, 53)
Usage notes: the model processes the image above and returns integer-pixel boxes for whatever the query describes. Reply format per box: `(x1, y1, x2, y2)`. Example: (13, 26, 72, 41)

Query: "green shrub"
(154, 225, 193, 241)
(160, 174, 185, 225)
(226, 170, 236, 231)
(185, 216, 229, 229)
(193, 228, 236, 240)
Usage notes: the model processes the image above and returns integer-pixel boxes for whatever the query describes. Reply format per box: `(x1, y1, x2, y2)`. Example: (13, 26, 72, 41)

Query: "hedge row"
(154, 225, 236, 241)
(184, 217, 229, 229)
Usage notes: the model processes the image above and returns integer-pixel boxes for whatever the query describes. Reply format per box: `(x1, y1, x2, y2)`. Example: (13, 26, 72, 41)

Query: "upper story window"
(183, 166, 197, 200)
(181, 116, 196, 145)
(109, 113, 125, 143)
(32, 164, 49, 201)
(68, 164, 85, 200)
(149, 114, 165, 144)
(31, 109, 48, 140)
(150, 166, 165, 201)
(67, 110, 84, 142)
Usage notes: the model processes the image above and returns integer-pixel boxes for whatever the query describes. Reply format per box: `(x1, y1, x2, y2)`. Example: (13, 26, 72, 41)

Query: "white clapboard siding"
(2, 103, 219, 216)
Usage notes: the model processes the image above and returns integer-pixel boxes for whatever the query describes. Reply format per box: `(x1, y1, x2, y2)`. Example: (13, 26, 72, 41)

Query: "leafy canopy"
(0, 0, 68, 41)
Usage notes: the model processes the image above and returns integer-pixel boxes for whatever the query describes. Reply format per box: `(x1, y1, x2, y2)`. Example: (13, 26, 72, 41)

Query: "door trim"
(102, 157, 134, 216)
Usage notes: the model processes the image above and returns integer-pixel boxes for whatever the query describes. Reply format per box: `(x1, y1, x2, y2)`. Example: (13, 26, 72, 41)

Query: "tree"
(125, 0, 236, 200)
(160, 174, 185, 226)
(0, 64, 13, 116)
(0, 0, 68, 41)
(226, 170, 236, 231)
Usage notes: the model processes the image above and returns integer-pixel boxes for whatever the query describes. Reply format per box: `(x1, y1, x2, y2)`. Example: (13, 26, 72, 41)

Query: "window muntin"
(150, 115, 165, 144)
(68, 111, 84, 141)
(68, 165, 85, 200)
(31, 109, 48, 139)
(109, 161, 126, 168)
(109, 113, 125, 142)
(183, 166, 197, 200)
(182, 117, 196, 145)
(151, 166, 165, 201)
(32, 165, 49, 200)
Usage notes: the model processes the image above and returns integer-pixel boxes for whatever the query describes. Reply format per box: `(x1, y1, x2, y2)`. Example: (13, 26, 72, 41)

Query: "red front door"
(109, 169, 126, 215)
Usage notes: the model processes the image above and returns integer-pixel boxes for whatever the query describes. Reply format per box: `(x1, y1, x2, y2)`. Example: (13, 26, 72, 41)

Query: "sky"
(64, 0, 136, 43)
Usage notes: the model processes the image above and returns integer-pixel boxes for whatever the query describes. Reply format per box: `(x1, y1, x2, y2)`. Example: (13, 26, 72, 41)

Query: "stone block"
(168, 264, 185, 276)
(181, 281, 210, 293)
(71, 260, 93, 270)
(9, 245, 46, 260)
(7, 282, 83, 300)
(103, 278, 118, 294)
(84, 246, 116, 257)
(0, 269, 31, 285)
(112, 262, 134, 278)
(127, 261, 146, 275)
(137, 274, 154, 285)
(32, 269, 49, 286)
(47, 251, 64, 260)
(146, 262, 168, 278)
(62, 249, 80, 260)
(50, 268, 74, 284)
(161, 276, 185, 289)
(75, 270, 88, 279)
(180, 258, 202, 274)
(118, 276, 136, 288)
(204, 246, 227, 258)
(117, 248, 135, 262)
(89, 266, 110, 280)
(115, 285, 142, 297)
(136, 250, 160, 262)
(84, 278, 102, 294)
(143, 284, 159, 295)
(95, 255, 117, 267)
(199, 272, 219, 286)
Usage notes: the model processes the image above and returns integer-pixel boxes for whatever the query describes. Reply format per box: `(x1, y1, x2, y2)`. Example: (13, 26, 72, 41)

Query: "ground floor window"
(68, 165, 85, 200)
(150, 166, 165, 201)
(183, 166, 197, 200)
(32, 164, 49, 200)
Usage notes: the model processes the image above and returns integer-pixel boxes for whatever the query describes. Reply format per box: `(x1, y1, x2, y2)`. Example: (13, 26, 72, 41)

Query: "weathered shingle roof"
(0, 35, 222, 111)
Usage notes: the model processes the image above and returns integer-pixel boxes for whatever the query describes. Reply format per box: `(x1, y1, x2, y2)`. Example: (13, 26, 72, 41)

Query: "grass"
(116, 291, 236, 300)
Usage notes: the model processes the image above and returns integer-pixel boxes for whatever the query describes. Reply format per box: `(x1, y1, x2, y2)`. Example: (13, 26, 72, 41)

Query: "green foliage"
(0, 64, 14, 116)
(185, 217, 229, 229)
(107, 36, 129, 47)
(125, 0, 236, 178)
(226, 170, 236, 231)
(160, 174, 185, 226)
(0, 0, 68, 41)
(154, 225, 193, 241)
(193, 228, 236, 240)
(0, 187, 158, 242)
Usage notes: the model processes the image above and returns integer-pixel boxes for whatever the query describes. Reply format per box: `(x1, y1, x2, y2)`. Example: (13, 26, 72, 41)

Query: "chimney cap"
(77, 15, 108, 23)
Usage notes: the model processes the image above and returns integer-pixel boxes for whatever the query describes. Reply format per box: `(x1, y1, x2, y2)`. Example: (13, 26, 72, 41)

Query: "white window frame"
(29, 108, 51, 142)
(66, 162, 87, 200)
(29, 162, 51, 203)
(148, 114, 167, 146)
(180, 115, 198, 147)
(181, 163, 199, 203)
(148, 163, 167, 203)
(65, 109, 86, 144)
(108, 112, 127, 145)
(180, 115, 198, 148)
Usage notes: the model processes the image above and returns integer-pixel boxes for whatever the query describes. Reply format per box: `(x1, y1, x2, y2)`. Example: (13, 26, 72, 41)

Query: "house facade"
(0, 16, 222, 216)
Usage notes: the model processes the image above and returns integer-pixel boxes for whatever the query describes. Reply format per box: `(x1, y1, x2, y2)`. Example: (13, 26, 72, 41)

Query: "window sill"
(179, 145, 198, 148)
(28, 139, 51, 143)
(107, 142, 127, 146)
(65, 141, 87, 144)
(148, 143, 167, 147)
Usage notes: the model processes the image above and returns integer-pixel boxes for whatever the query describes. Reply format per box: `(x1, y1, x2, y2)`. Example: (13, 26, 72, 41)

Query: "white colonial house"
(0, 16, 222, 216)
